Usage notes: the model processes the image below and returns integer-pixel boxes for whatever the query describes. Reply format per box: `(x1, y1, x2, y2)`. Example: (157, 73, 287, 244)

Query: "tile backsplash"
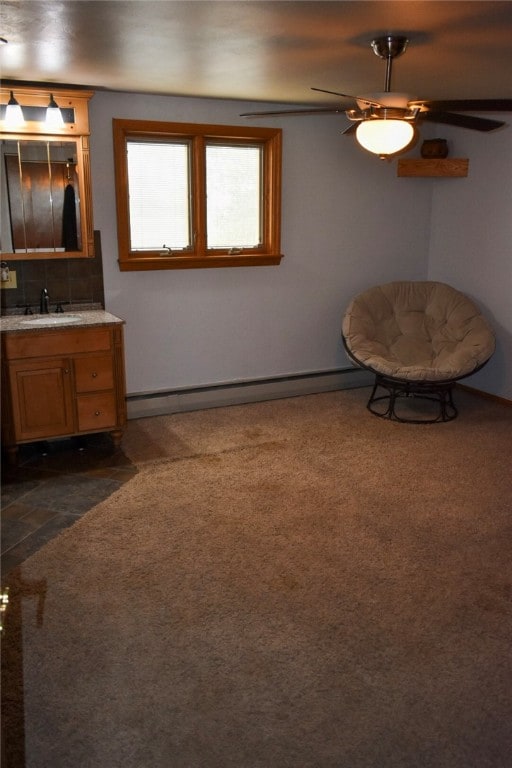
(1, 231, 105, 314)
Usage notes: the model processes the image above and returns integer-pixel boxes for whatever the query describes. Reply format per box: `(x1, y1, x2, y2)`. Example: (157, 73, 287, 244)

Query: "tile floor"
(1, 433, 138, 579)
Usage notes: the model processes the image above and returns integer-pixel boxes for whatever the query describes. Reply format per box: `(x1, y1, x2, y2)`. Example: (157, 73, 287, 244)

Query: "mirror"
(0, 87, 94, 260)
(2, 139, 80, 254)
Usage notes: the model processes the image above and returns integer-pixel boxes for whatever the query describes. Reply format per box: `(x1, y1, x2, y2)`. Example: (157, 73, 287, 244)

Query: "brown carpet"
(2, 388, 512, 768)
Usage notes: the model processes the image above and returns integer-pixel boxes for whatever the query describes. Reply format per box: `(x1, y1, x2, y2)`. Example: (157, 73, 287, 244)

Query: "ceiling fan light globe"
(356, 119, 415, 156)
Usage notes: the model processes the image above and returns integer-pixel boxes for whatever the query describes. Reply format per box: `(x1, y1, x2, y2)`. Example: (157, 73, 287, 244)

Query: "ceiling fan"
(241, 36, 512, 159)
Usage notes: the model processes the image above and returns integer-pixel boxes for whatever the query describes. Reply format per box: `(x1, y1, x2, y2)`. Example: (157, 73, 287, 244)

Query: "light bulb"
(46, 94, 64, 128)
(4, 91, 24, 128)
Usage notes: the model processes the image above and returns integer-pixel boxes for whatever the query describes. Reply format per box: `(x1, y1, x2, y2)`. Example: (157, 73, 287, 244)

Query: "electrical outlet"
(0, 270, 17, 289)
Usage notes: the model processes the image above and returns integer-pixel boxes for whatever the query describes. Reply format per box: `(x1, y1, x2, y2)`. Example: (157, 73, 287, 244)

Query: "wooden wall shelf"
(397, 158, 469, 178)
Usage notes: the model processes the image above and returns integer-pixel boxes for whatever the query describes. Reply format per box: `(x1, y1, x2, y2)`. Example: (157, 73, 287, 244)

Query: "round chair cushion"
(342, 281, 495, 382)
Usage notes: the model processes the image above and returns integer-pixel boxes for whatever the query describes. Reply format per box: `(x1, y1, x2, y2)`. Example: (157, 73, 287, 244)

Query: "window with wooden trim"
(112, 119, 283, 270)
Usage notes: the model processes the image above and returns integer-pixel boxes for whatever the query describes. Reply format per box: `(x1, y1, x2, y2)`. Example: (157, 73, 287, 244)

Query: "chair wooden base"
(367, 374, 458, 423)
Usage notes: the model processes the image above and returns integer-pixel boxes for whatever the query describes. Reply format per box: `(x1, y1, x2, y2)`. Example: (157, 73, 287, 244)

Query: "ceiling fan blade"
(311, 87, 384, 107)
(420, 111, 506, 132)
(409, 99, 512, 112)
(342, 124, 358, 135)
(240, 106, 345, 117)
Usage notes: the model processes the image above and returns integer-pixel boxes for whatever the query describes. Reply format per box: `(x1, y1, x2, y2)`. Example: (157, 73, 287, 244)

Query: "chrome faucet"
(40, 288, 50, 314)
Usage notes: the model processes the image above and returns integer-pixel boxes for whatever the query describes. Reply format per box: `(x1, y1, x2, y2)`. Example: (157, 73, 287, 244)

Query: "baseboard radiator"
(126, 367, 373, 420)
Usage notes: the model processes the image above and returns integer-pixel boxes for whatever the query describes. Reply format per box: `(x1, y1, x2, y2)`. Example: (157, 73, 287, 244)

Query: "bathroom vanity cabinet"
(0, 312, 126, 463)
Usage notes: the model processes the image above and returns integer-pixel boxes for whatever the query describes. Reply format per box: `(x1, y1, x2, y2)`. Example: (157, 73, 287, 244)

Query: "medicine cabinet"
(0, 86, 95, 260)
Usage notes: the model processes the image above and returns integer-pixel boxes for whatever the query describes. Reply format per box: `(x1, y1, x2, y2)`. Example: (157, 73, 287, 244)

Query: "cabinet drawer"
(3, 327, 113, 359)
(74, 355, 114, 392)
(77, 392, 117, 431)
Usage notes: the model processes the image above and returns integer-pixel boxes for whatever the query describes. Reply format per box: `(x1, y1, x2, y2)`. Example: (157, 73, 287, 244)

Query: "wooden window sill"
(118, 253, 284, 271)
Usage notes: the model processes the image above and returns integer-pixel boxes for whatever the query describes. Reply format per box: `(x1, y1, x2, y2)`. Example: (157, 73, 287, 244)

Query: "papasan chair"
(341, 281, 495, 423)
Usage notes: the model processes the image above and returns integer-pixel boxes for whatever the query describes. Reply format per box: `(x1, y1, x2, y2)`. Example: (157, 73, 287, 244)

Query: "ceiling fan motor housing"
(347, 106, 419, 123)
(371, 36, 409, 60)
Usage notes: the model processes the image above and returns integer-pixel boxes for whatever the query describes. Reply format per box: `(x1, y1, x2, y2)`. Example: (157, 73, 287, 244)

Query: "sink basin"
(21, 315, 82, 326)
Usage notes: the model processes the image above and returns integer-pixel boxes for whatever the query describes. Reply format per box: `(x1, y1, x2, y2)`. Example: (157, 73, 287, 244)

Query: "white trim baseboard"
(126, 367, 373, 419)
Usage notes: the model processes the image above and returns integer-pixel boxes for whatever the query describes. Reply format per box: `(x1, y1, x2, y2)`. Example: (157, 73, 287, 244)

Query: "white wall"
(427, 120, 512, 399)
(90, 91, 432, 396)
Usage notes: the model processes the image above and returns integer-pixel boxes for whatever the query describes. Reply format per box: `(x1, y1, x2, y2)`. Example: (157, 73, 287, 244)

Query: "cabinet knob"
(94, 410, 101, 416)
(64, 368, 70, 374)
(92, 372, 98, 378)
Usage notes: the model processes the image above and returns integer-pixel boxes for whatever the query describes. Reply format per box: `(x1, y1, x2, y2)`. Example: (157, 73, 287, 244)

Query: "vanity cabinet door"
(8, 357, 75, 441)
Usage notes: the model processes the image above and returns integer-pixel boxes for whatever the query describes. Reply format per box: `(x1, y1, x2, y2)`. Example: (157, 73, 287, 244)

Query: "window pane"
(127, 141, 190, 250)
(206, 144, 262, 248)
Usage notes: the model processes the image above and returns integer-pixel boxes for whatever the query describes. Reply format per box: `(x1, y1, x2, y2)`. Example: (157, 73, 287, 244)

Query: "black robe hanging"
(62, 183, 78, 251)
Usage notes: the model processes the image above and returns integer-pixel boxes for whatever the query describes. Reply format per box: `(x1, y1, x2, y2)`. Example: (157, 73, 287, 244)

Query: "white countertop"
(0, 310, 125, 333)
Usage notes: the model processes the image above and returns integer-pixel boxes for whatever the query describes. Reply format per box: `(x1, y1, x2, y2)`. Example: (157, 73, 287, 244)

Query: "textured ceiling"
(1, 1, 512, 106)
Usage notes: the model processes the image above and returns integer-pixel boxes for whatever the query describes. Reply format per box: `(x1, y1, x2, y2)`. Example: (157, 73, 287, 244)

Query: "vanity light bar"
(0, 103, 75, 124)
(0, 86, 93, 136)
(0, 94, 75, 127)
